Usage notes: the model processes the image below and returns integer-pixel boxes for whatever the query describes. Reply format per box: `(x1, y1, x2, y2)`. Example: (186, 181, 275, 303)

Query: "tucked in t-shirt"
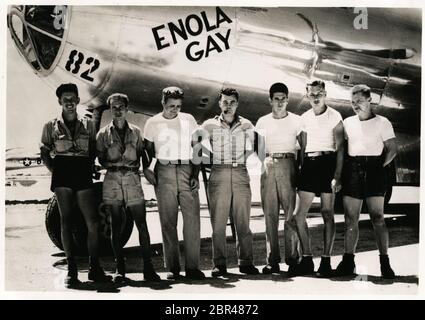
(143, 112, 198, 161)
(255, 112, 302, 154)
(301, 106, 343, 153)
(343, 114, 395, 156)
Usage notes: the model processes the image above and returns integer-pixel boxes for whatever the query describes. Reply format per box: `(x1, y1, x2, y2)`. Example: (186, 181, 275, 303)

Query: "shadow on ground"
(52, 206, 419, 292)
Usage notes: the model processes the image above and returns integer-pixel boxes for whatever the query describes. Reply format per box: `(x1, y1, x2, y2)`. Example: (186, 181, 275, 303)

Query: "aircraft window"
(27, 27, 61, 69)
(10, 15, 24, 45)
(25, 5, 65, 38)
(9, 13, 41, 71)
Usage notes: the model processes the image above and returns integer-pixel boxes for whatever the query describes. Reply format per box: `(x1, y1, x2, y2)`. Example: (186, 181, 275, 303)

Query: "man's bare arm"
(40, 146, 54, 173)
(333, 121, 345, 181)
(297, 131, 307, 168)
(383, 138, 397, 167)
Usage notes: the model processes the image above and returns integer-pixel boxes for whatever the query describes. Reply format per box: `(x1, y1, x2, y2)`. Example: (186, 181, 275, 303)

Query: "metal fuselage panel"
(9, 6, 421, 184)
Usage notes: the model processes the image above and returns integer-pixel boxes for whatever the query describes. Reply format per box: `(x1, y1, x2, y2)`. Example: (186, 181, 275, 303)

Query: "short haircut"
(219, 87, 239, 101)
(306, 80, 325, 92)
(56, 83, 78, 99)
(162, 86, 184, 102)
(269, 82, 288, 99)
(351, 84, 371, 98)
(107, 93, 129, 107)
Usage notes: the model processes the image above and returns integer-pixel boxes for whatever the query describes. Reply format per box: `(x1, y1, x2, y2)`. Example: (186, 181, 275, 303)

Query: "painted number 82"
(65, 50, 100, 82)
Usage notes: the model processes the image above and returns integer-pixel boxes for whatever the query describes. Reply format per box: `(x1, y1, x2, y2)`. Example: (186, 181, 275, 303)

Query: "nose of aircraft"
(8, 6, 66, 73)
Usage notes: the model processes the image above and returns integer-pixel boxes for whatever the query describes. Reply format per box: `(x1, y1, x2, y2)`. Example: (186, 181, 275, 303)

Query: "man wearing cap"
(255, 83, 303, 275)
(40, 83, 111, 288)
(292, 80, 344, 277)
(335, 84, 397, 279)
(143, 86, 205, 280)
(97, 93, 160, 282)
(201, 88, 259, 277)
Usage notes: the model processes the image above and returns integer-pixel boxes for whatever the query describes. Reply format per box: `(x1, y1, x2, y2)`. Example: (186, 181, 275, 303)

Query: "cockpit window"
(8, 5, 67, 73)
(25, 5, 65, 38)
(9, 12, 41, 71)
(27, 27, 61, 69)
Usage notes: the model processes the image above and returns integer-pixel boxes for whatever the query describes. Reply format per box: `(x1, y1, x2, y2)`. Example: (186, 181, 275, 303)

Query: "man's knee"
(86, 220, 99, 234)
(321, 208, 334, 223)
(344, 214, 358, 228)
(370, 213, 386, 227)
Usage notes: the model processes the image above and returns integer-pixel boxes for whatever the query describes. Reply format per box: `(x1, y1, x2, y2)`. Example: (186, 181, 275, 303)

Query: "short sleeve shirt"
(300, 106, 343, 153)
(343, 114, 395, 156)
(40, 113, 96, 158)
(201, 114, 254, 164)
(255, 112, 302, 154)
(143, 112, 198, 161)
(96, 121, 144, 168)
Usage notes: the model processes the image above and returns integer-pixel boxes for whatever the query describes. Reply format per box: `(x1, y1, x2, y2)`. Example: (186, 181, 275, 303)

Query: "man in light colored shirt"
(335, 84, 397, 279)
(255, 82, 303, 275)
(143, 86, 205, 281)
(293, 80, 344, 277)
(201, 87, 259, 277)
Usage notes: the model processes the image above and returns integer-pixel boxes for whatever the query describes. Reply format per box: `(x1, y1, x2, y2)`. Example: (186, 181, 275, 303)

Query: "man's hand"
(143, 168, 157, 186)
(240, 123, 253, 131)
(190, 177, 199, 191)
(331, 178, 341, 193)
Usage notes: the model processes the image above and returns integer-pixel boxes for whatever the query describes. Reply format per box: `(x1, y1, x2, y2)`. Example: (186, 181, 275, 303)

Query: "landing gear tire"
(45, 182, 134, 256)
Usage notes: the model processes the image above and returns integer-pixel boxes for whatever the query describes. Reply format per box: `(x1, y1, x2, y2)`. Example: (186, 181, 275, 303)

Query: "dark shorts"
(342, 155, 387, 199)
(297, 153, 336, 196)
(51, 156, 93, 192)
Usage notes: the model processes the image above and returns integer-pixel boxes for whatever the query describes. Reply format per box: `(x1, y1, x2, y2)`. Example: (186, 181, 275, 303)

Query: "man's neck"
(272, 110, 288, 119)
(62, 113, 77, 123)
(222, 113, 236, 126)
(113, 119, 127, 130)
(312, 104, 327, 116)
(162, 112, 178, 120)
(358, 111, 375, 121)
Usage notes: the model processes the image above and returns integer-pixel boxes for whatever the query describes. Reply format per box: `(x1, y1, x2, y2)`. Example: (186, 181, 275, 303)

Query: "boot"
(64, 258, 80, 288)
(316, 256, 333, 278)
(143, 261, 161, 282)
(380, 255, 395, 279)
(88, 256, 112, 283)
(211, 265, 227, 277)
(335, 253, 356, 277)
(113, 257, 126, 283)
(296, 256, 315, 276)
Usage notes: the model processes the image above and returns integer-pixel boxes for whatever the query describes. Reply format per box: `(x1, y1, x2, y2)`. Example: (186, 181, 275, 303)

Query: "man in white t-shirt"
(292, 80, 344, 277)
(255, 82, 303, 275)
(143, 86, 205, 281)
(335, 84, 397, 279)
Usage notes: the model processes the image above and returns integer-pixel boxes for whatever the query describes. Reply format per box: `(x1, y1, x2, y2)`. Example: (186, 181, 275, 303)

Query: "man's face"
(110, 100, 128, 121)
(306, 85, 326, 109)
(351, 92, 371, 116)
(59, 92, 79, 119)
(269, 92, 288, 116)
(162, 98, 182, 119)
(219, 94, 238, 117)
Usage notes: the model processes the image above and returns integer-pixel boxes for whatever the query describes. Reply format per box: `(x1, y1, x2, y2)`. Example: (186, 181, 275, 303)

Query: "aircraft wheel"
(45, 182, 134, 255)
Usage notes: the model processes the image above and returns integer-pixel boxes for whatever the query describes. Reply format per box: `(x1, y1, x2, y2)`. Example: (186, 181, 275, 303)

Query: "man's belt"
(305, 151, 334, 158)
(266, 152, 294, 159)
(157, 159, 192, 165)
(348, 155, 382, 162)
(212, 163, 246, 168)
(107, 166, 139, 172)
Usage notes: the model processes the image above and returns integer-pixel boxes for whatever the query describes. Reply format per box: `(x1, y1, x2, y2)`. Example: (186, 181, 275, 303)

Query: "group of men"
(40, 80, 398, 288)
